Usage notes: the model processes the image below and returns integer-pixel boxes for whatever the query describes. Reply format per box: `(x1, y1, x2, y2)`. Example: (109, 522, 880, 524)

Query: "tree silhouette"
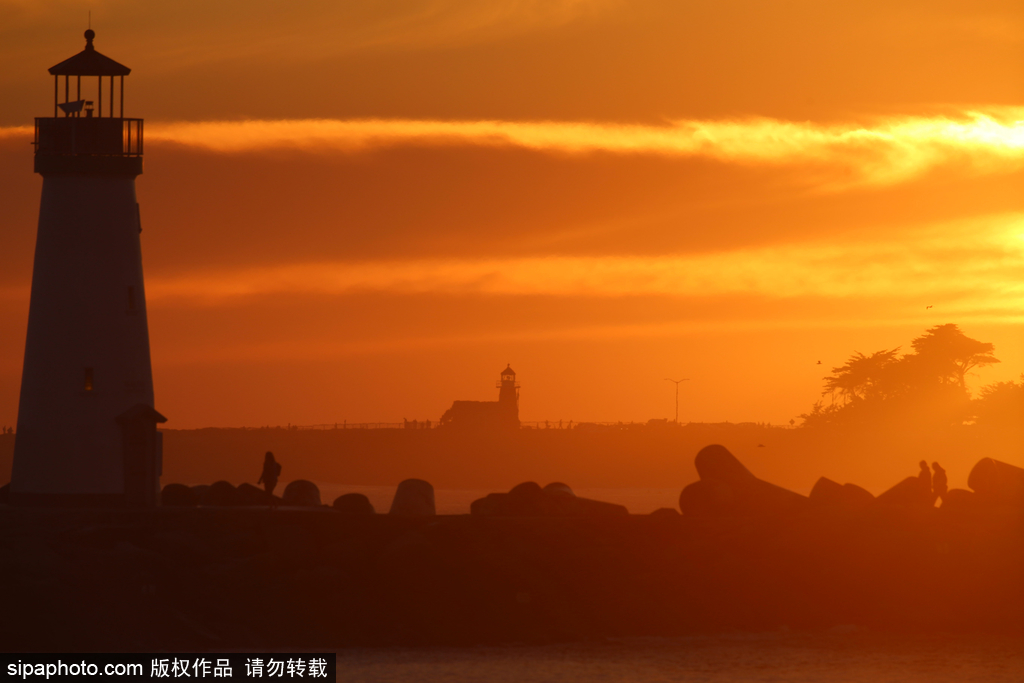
(908, 324, 999, 391)
(973, 374, 1024, 427)
(822, 348, 901, 404)
(801, 324, 1002, 428)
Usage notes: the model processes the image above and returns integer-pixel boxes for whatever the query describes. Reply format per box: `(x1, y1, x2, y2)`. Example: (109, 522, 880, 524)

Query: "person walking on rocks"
(918, 460, 932, 502)
(258, 451, 282, 498)
(931, 462, 948, 504)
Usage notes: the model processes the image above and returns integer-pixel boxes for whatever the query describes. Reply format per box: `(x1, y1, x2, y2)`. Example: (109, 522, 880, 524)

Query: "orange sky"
(0, 1, 1022, 429)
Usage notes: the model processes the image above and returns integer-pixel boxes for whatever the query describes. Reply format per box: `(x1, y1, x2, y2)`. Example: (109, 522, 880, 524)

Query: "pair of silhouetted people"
(257, 451, 281, 499)
(919, 460, 948, 505)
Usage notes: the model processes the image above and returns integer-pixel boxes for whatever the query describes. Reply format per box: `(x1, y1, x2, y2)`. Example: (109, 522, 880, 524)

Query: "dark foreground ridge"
(0, 447, 1022, 651)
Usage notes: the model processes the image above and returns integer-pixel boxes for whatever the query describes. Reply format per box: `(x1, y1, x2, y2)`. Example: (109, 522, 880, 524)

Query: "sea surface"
(334, 632, 1024, 682)
(316, 484, 681, 514)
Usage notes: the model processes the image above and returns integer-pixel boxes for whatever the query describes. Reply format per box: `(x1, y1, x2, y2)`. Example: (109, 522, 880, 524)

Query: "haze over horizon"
(1, 1, 1022, 429)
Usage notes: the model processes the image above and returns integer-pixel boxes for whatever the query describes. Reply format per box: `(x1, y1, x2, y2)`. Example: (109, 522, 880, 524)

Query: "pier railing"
(257, 420, 662, 431)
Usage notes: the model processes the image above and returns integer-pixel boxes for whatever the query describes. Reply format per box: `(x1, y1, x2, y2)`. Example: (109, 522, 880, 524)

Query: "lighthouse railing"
(34, 117, 144, 157)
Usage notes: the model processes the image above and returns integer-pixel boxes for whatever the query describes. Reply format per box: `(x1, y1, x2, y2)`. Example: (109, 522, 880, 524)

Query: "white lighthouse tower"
(11, 30, 165, 506)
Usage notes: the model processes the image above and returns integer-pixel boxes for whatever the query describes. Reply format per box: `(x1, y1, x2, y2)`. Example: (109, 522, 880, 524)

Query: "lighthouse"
(496, 364, 520, 421)
(10, 30, 165, 506)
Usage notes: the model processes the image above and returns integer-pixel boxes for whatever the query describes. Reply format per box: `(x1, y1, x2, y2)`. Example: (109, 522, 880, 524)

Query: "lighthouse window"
(84, 368, 94, 392)
(127, 286, 136, 312)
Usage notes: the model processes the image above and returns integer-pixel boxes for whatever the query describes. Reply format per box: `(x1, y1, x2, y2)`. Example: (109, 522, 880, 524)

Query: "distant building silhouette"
(439, 365, 520, 431)
(10, 30, 164, 506)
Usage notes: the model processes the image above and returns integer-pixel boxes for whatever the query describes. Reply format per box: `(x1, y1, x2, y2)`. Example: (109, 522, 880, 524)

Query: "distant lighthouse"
(11, 30, 165, 506)
(496, 364, 520, 421)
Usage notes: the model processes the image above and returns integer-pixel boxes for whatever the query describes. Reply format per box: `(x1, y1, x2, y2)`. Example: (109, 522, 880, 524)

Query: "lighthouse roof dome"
(49, 30, 131, 76)
(501, 364, 516, 376)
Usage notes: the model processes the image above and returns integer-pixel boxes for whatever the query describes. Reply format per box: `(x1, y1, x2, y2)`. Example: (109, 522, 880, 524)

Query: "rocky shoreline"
(1, 502, 1021, 651)
(2, 445, 1022, 651)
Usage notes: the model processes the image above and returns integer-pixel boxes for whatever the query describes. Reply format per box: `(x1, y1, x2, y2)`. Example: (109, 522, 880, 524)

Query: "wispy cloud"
(0, 0, 615, 71)
(143, 110, 1024, 187)
(142, 213, 1024, 318)
(6, 109, 1023, 187)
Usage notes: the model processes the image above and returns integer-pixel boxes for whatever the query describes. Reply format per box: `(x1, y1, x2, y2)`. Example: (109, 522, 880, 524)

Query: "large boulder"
(876, 476, 931, 507)
(282, 480, 322, 506)
(575, 497, 629, 516)
(160, 483, 197, 507)
(968, 458, 1024, 504)
(540, 482, 580, 515)
(470, 492, 511, 516)
(679, 479, 736, 517)
(543, 482, 575, 497)
(695, 444, 757, 484)
(940, 488, 977, 514)
(333, 493, 375, 515)
(679, 444, 808, 517)
(507, 481, 545, 515)
(202, 480, 241, 506)
(470, 481, 626, 517)
(236, 482, 269, 505)
(809, 477, 874, 511)
(389, 479, 436, 516)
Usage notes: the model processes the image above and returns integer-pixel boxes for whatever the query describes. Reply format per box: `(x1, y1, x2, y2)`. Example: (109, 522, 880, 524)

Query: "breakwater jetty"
(1, 488, 1020, 650)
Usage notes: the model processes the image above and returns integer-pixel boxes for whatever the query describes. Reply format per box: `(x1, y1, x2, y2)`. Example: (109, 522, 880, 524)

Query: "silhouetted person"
(932, 462, 948, 502)
(258, 451, 281, 498)
(918, 460, 932, 502)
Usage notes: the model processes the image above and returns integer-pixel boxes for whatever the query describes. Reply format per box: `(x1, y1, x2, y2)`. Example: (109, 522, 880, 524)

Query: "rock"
(876, 476, 932, 507)
(470, 492, 510, 516)
(507, 481, 545, 515)
(694, 444, 757, 484)
(541, 483, 584, 516)
(809, 477, 875, 511)
(236, 482, 268, 505)
(202, 481, 240, 506)
(650, 507, 681, 519)
(543, 482, 575, 497)
(680, 445, 808, 517)
(470, 483, 626, 517)
(160, 483, 196, 507)
(968, 458, 1024, 504)
(842, 483, 875, 506)
(679, 479, 735, 517)
(333, 493, 375, 515)
(940, 488, 977, 514)
(389, 479, 436, 516)
(575, 497, 629, 516)
(282, 480, 321, 507)
(809, 476, 844, 503)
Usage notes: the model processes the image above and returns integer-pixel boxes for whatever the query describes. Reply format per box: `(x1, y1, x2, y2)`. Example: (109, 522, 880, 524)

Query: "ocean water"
(335, 632, 1024, 682)
(316, 484, 682, 514)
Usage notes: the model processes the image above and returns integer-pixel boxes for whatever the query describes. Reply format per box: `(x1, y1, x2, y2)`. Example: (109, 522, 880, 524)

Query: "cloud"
(7, 108, 1022, 187)
(142, 109, 1024, 187)
(0, 0, 615, 72)
(141, 213, 1024, 319)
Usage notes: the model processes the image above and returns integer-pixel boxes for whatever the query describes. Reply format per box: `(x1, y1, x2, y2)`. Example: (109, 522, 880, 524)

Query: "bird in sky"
(926, 305, 933, 309)
(816, 360, 822, 364)
(757, 444, 766, 448)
